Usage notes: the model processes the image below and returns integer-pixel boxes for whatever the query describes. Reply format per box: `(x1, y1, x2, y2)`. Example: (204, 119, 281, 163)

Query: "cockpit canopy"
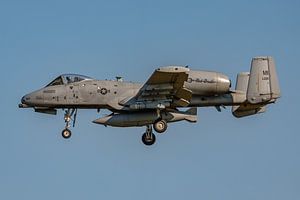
(46, 74, 92, 87)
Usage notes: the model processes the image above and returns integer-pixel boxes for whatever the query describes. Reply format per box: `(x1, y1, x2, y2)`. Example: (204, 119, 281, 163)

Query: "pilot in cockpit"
(66, 76, 72, 84)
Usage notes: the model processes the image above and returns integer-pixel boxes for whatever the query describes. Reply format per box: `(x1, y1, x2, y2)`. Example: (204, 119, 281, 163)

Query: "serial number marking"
(43, 90, 56, 93)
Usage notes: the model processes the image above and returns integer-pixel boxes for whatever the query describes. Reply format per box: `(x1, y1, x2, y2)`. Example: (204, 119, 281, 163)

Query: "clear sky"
(0, 0, 299, 199)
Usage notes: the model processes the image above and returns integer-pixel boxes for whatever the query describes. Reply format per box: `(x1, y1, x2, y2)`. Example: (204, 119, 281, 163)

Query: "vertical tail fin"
(247, 56, 281, 104)
(232, 56, 281, 118)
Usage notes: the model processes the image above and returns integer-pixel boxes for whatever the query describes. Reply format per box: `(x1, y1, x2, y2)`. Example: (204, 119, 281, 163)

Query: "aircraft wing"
(126, 66, 192, 110)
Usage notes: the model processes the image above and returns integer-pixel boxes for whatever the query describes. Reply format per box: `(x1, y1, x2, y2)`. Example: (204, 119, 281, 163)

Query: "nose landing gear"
(62, 108, 77, 139)
(62, 128, 72, 139)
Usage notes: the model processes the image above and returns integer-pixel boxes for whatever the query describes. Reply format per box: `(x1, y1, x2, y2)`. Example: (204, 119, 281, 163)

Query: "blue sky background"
(0, 0, 299, 199)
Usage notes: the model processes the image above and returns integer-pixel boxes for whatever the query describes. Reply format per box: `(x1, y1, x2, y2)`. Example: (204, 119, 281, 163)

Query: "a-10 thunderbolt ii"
(19, 56, 280, 146)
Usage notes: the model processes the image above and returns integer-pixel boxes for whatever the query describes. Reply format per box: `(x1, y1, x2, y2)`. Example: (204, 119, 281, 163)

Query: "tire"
(153, 120, 168, 133)
(142, 132, 156, 146)
(62, 128, 72, 139)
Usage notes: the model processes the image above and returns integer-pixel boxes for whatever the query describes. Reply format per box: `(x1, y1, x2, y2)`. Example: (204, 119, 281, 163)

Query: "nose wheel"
(62, 128, 72, 139)
(142, 125, 156, 146)
(62, 108, 77, 139)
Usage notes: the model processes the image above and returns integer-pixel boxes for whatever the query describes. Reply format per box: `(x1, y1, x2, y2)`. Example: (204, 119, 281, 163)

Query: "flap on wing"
(176, 88, 192, 100)
(130, 66, 192, 109)
(173, 98, 190, 107)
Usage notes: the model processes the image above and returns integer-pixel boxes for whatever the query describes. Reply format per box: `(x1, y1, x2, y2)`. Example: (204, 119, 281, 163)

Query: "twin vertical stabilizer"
(232, 56, 281, 118)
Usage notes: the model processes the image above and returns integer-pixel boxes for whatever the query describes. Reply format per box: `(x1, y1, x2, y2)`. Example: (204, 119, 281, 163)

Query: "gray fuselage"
(21, 70, 237, 111)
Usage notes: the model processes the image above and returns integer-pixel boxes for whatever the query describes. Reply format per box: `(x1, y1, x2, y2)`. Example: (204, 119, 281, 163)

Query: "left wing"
(124, 66, 192, 110)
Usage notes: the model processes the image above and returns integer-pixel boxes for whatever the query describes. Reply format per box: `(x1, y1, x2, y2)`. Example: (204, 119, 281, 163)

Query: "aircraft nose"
(19, 94, 30, 108)
(21, 94, 32, 104)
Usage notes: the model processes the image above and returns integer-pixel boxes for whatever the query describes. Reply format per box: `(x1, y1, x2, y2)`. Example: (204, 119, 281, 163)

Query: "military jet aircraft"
(19, 56, 280, 145)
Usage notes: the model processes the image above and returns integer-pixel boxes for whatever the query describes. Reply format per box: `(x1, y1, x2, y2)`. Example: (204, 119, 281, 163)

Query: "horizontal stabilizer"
(232, 104, 266, 118)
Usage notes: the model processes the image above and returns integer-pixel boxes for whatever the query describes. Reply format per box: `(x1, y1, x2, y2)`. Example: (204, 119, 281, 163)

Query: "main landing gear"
(142, 125, 156, 146)
(141, 120, 168, 146)
(153, 119, 168, 133)
(62, 108, 77, 139)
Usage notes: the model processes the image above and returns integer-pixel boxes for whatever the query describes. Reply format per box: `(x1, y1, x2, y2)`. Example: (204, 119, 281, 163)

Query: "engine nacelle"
(93, 108, 197, 127)
(185, 71, 231, 95)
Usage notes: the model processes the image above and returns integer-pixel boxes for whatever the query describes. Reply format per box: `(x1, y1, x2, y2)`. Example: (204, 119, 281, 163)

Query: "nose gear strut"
(62, 108, 77, 139)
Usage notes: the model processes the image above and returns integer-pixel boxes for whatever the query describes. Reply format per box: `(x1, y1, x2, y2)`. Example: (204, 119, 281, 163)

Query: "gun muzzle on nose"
(19, 95, 31, 108)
